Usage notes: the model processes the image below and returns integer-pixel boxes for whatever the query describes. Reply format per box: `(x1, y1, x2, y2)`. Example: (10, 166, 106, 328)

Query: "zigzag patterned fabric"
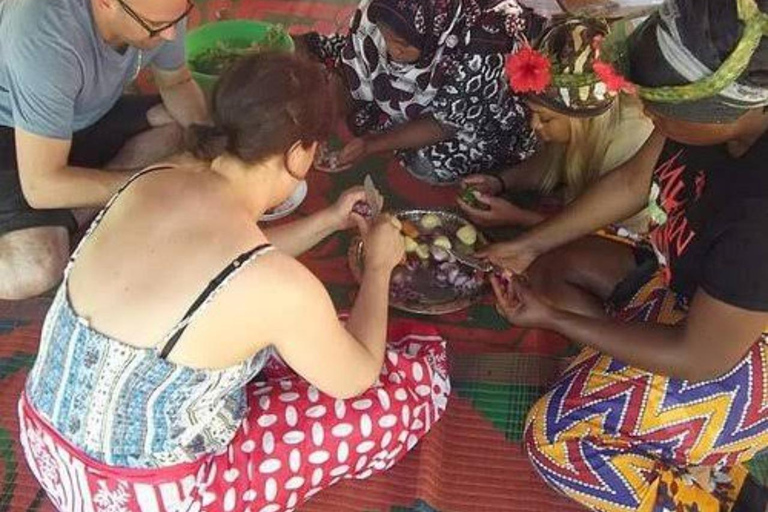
(524, 272, 768, 512)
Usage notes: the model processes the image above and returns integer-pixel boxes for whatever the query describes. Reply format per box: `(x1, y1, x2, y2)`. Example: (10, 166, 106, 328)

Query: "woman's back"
(19, 53, 453, 512)
(26, 166, 277, 468)
(66, 168, 276, 367)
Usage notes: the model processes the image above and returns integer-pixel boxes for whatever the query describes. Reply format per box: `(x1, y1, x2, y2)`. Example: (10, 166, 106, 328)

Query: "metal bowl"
(348, 209, 489, 315)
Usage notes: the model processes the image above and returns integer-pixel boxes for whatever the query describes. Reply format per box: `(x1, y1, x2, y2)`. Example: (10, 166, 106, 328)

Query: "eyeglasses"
(117, 0, 194, 38)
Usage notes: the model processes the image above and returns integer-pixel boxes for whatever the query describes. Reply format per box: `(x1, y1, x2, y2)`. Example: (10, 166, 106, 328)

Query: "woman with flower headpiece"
(479, 0, 768, 509)
(296, 0, 544, 184)
(457, 16, 654, 233)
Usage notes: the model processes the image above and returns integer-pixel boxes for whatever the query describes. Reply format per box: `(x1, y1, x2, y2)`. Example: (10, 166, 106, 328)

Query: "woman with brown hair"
(17, 53, 450, 512)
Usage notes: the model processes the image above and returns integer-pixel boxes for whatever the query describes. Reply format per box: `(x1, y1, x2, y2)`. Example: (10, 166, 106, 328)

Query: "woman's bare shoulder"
(229, 250, 329, 308)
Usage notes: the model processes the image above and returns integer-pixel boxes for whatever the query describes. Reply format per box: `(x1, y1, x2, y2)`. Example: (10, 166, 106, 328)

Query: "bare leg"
(106, 122, 184, 170)
(0, 107, 185, 298)
(528, 236, 637, 318)
(72, 119, 185, 227)
(0, 226, 69, 300)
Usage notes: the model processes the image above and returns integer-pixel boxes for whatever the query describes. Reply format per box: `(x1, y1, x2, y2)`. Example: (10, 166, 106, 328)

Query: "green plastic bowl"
(186, 20, 294, 92)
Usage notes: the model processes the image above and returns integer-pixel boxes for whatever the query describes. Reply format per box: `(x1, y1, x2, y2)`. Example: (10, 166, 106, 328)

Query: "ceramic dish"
(261, 180, 308, 221)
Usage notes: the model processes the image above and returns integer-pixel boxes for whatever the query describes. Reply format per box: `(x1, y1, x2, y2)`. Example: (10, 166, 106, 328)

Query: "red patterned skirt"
(19, 320, 450, 512)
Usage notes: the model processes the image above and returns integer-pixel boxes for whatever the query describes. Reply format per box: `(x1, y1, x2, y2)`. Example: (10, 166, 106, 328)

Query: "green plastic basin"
(185, 20, 294, 92)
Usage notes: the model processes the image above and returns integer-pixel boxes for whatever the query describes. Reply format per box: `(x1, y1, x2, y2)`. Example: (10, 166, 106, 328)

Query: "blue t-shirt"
(0, 0, 186, 139)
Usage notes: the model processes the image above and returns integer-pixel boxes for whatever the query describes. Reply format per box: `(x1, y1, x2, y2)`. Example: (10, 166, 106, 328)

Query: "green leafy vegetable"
(190, 25, 288, 75)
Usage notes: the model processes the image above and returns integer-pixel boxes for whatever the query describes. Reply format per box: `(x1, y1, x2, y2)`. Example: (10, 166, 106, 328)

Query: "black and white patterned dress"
(306, 0, 540, 184)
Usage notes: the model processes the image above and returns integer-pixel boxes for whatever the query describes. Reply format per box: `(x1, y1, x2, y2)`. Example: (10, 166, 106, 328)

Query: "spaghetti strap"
(63, 165, 175, 279)
(158, 243, 274, 360)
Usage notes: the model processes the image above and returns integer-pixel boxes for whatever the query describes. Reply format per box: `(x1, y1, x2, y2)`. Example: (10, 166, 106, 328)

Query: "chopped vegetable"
(403, 236, 419, 253)
(352, 201, 372, 218)
(377, 212, 487, 306)
(190, 25, 288, 75)
(459, 187, 490, 211)
(415, 243, 430, 260)
(432, 235, 452, 250)
(430, 245, 450, 262)
(420, 213, 442, 230)
(456, 224, 478, 246)
(400, 220, 420, 238)
(391, 267, 411, 286)
(315, 145, 343, 170)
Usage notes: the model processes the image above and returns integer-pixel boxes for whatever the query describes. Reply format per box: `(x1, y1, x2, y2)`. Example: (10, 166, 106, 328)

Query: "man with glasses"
(0, 0, 207, 300)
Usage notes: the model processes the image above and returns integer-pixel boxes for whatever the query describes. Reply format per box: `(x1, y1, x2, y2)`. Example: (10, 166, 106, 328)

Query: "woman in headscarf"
(298, 0, 543, 184)
(481, 0, 768, 509)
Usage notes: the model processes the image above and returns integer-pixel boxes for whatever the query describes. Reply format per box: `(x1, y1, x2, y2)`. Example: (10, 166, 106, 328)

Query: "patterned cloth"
(307, 0, 540, 183)
(25, 283, 273, 469)
(531, 17, 616, 116)
(19, 320, 451, 512)
(23, 167, 277, 469)
(26, 165, 284, 468)
(524, 271, 768, 511)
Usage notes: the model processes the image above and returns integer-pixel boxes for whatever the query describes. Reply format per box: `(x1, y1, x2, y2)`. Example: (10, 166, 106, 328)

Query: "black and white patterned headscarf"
(339, 0, 532, 122)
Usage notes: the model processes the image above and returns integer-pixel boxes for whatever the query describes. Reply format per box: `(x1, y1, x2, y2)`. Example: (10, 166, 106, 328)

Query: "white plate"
(261, 181, 308, 222)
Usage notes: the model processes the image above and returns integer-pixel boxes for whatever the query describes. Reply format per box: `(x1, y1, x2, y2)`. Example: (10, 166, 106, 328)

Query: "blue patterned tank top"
(24, 167, 275, 468)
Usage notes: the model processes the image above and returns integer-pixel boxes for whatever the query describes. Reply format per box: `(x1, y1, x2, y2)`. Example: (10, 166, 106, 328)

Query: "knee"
(13, 252, 67, 300)
(2, 265, 64, 301)
(0, 230, 69, 300)
(523, 394, 563, 481)
(530, 244, 585, 283)
(524, 390, 578, 477)
(523, 394, 548, 450)
(528, 254, 577, 308)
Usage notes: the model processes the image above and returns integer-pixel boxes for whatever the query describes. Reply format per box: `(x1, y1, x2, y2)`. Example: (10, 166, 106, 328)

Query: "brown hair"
(188, 52, 334, 162)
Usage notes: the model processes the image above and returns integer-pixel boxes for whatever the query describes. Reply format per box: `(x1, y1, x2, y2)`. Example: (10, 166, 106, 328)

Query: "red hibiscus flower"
(505, 46, 552, 94)
(593, 60, 637, 94)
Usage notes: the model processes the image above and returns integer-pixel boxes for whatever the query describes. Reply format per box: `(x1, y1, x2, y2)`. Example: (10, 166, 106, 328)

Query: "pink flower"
(505, 46, 552, 94)
(593, 60, 637, 94)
